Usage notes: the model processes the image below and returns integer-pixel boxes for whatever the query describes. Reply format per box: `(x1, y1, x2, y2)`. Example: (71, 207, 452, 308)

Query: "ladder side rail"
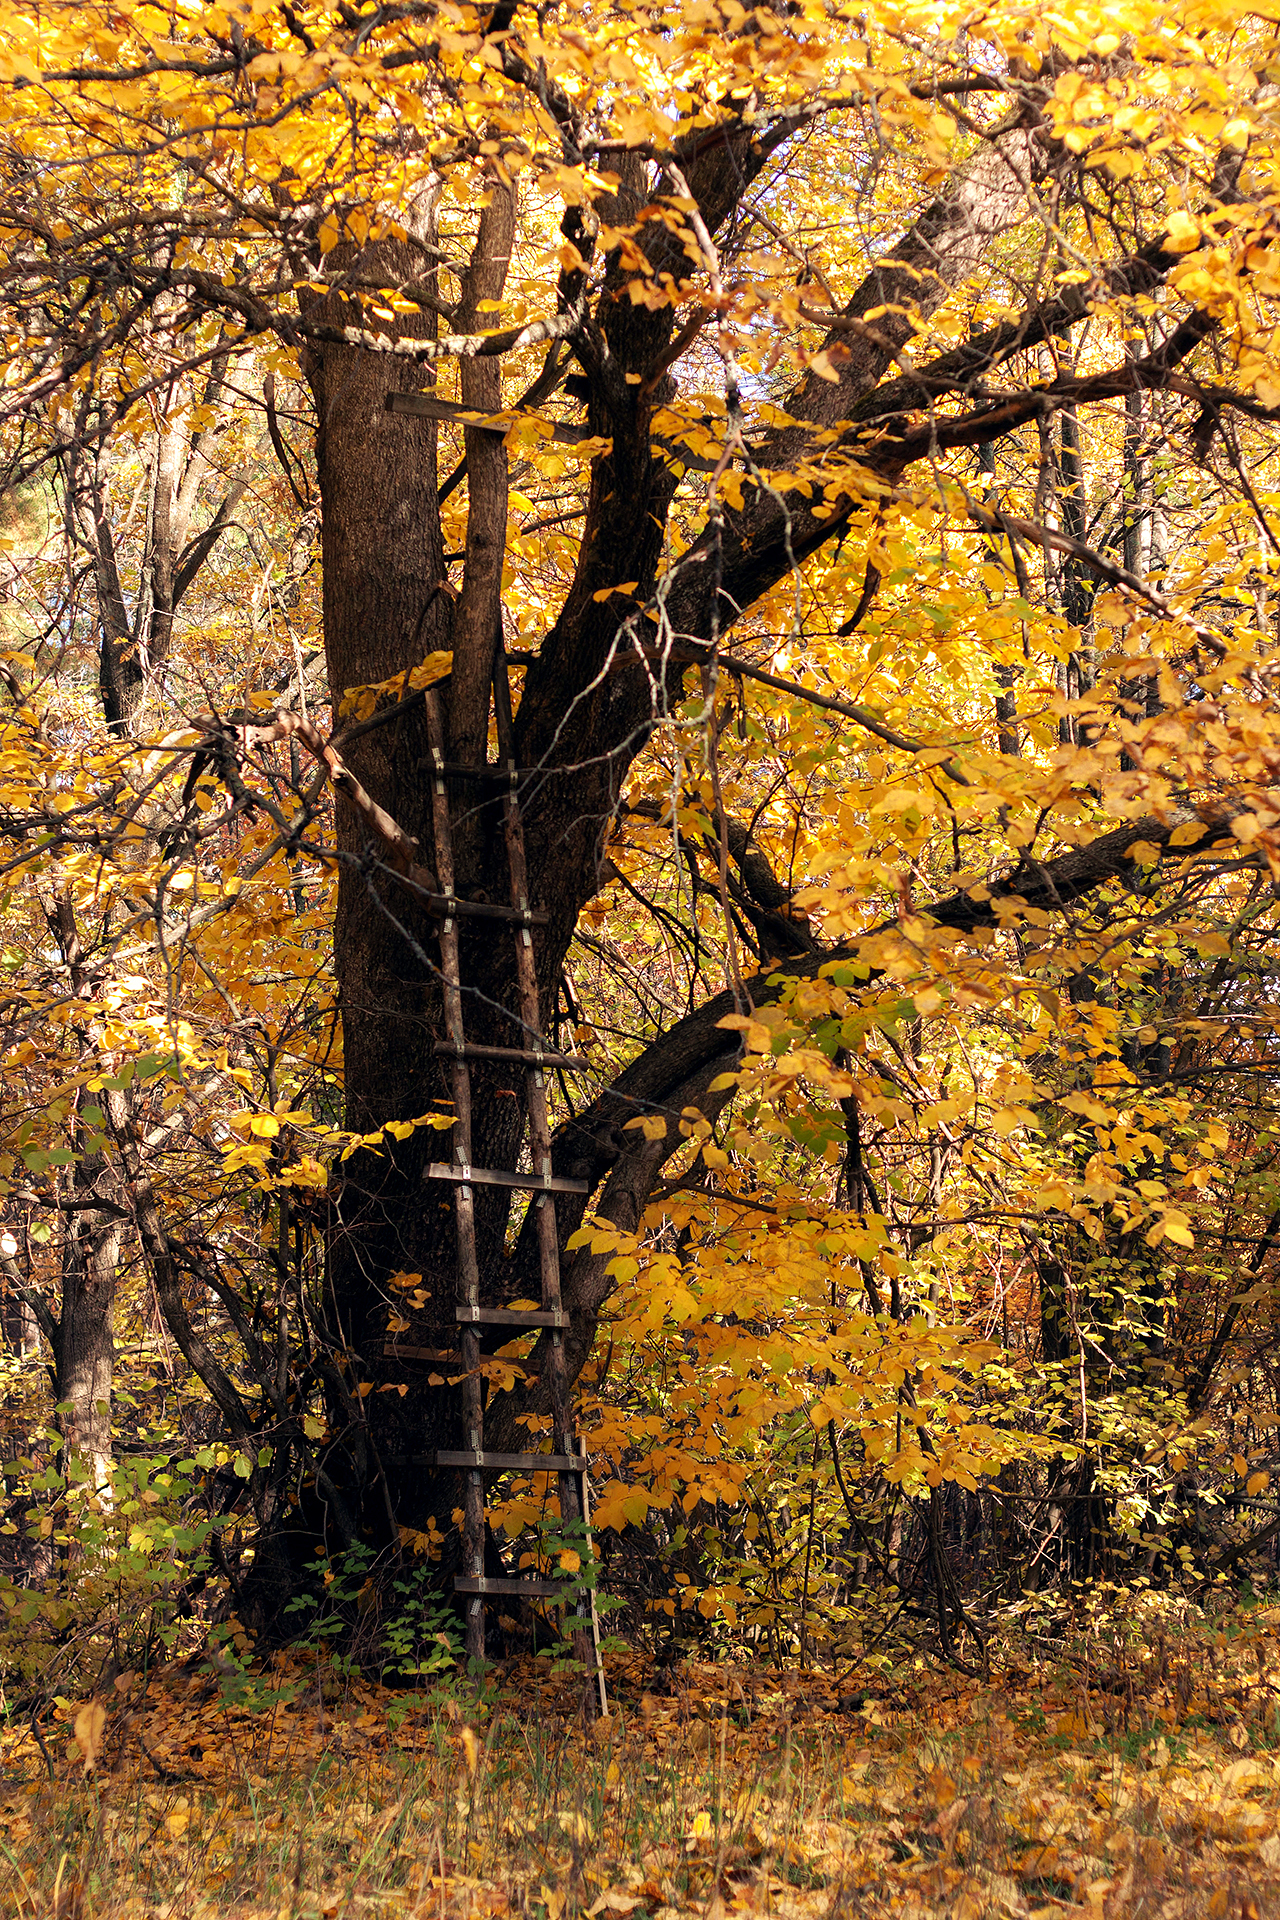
(424, 689, 487, 1664)
(490, 660, 575, 1470)
(492, 654, 596, 1689)
(581, 1468, 609, 1720)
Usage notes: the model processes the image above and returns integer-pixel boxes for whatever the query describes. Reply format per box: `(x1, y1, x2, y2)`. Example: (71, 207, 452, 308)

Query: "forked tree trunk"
(282, 119, 1062, 1605)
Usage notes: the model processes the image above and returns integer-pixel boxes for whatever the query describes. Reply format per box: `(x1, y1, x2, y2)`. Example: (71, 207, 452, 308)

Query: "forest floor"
(3, 1599, 1280, 1918)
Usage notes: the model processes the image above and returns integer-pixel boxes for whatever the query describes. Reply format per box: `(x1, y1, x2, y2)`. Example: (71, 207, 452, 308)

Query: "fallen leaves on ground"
(3, 1632, 1280, 1917)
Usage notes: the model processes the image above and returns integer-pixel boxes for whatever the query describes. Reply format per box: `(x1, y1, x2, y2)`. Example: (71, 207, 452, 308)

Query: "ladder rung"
(428, 1162, 589, 1194)
(380, 1342, 454, 1362)
(457, 1305, 567, 1328)
(424, 894, 549, 925)
(454, 1576, 568, 1597)
(432, 1041, 591, 1071)
(435, 761, 545, 781)
(385, 1452, 581, 1471)
(436, 1450, 588, 1471)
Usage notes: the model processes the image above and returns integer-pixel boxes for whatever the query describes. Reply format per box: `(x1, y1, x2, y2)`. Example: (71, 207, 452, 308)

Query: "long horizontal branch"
(618, 640, 971, 781)
(312, 308, 583, 363)
(882, 309, 1216, 471)
(969, 504, 1228, 657)
(852, 236, 1184, 421)
(553, 808, 1236, 1190)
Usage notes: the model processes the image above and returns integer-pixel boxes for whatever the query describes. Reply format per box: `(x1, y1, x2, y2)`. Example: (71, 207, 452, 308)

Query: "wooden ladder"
(418, 658, 606, 1713)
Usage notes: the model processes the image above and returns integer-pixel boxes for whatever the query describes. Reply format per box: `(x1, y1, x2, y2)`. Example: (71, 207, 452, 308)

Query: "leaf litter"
(3, 1625, 1280, 1918)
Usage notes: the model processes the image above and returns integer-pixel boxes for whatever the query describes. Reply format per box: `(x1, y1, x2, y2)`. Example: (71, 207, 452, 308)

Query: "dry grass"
(3, 1628, 1280, 1918)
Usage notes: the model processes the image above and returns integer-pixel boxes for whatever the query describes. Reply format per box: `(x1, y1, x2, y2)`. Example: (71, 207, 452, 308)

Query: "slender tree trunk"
(54, 1169, 121, 1504)
(47, 893, 124, 1502)
(1, 1276, 38, 1359)
(145, 405, 184, 681)
(978, 435, 1021, 754)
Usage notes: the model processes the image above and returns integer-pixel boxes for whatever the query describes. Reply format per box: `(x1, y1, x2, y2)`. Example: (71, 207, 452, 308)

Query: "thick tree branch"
(852, 235, 1185, 422)
(553, 809, 1238, 1200)
(171, 478, 249, 611)
(884, 309, 1217, 472)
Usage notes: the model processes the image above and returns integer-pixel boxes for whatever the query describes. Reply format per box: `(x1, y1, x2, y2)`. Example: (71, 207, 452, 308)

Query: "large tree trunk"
(301, 192, 478, 1554)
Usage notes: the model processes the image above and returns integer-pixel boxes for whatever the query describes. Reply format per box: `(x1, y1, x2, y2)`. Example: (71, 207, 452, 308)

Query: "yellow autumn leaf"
(1164, 210, 1200, 251)
(407, 650, 453, 690)
(1161, 1211, 1195, 1248)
